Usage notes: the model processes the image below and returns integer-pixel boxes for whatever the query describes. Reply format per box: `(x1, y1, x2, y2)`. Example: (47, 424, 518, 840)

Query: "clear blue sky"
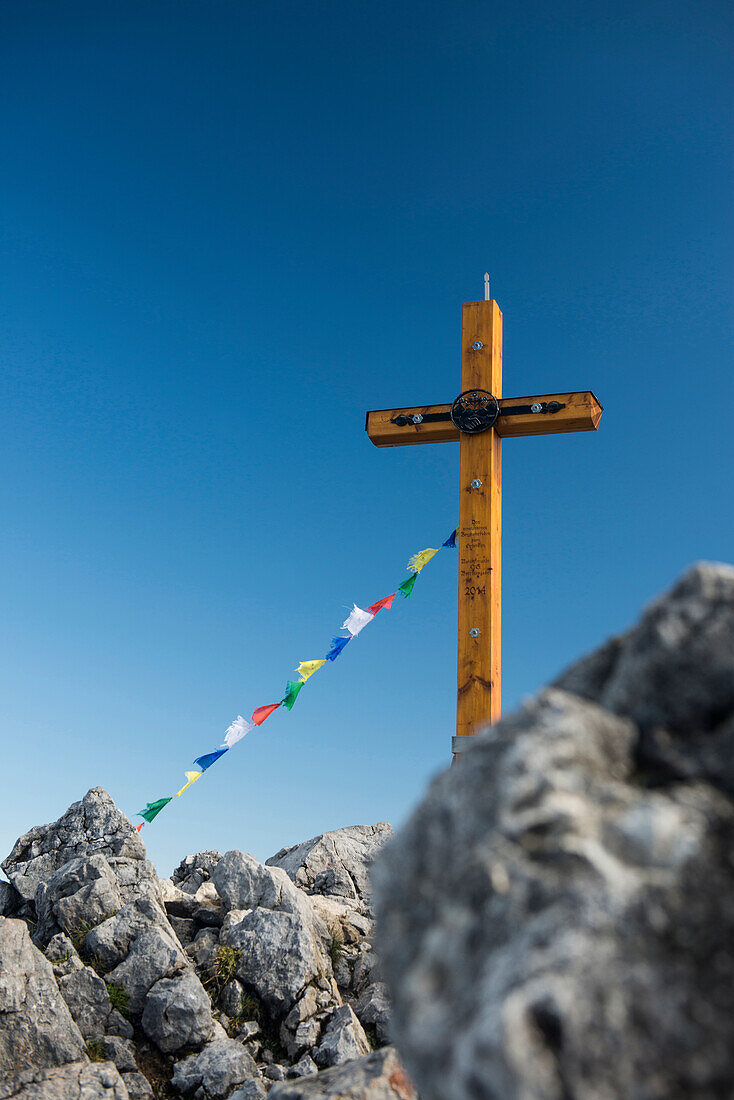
(1, 1, 731, 876)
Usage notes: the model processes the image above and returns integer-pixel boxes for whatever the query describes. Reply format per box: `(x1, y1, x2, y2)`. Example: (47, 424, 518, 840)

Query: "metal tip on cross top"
(364, 294, 603, 755)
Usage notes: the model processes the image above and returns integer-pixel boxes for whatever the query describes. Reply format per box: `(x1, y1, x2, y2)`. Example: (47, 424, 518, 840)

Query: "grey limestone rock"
(120, 1071, 153, 1099)
(169, 915, 196, 943)
(186, 926, 219, 972)
(218, 977, 245, 1017)
(85, 895, 177, 972)
(159, 877, 198, 917)
(0, 882, 20, 918)
(2, 788, 146, 904)
(57, 963, 117, 1039)
(34, 853, 123, 946)
(289, 1053, 318, 1078)
(141, 968, 213, 1052)
(171, 1037, 261, 1097)
(375, 563, 734, 1100)
(267, 826, 393, 910)
(353, 984, 390, 1046)
(229, 1081, 267, 1100)
(220, 906, 330, 1019)
(268, 1046, 416, 1099)
(105, 923, 187, 1017)
(212, 851, 318, 930)
(554, 561, 734, 792)
(45, 932, 83, 977)
(83, 892, 195, 1019)
(172, 850, 222, 894)
(0, 1060, 129, 1099)
(96, 1035, 138, 1072)
(0, 916, 87, 1074)
(313, 1005, 370, 1069)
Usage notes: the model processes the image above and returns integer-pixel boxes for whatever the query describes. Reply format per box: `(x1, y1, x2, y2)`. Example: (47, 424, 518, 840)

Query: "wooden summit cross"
(365, 290, 603, 757)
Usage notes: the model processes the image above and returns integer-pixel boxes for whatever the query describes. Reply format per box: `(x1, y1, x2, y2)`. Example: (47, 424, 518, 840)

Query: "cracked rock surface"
(375, 562, 734, 1100)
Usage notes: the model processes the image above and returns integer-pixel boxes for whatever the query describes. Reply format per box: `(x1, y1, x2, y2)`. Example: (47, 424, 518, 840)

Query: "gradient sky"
(1, 1, 731, 876)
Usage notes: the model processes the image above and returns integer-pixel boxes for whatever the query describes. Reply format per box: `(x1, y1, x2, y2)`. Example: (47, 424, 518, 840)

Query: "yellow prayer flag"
(296, 659, 326, 682)
(175, 771, 202, 797)
(407, 547, 439, 574)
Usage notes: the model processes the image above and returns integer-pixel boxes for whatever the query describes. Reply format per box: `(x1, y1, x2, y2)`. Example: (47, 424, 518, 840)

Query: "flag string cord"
(135, 527, 458, 829)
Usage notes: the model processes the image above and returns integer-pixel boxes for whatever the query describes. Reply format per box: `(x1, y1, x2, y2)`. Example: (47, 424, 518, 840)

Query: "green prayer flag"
(399, 573, 417, 598)
(282, 680, 304, 711)
(138, 798, 172, 823)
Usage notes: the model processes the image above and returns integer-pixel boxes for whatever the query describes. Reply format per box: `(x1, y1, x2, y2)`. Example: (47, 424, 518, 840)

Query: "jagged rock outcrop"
(172, 851, 223, 894)
(375, 562, 734, 1100)
(0, 1060, 129, 1099)
(34, 853, 123, 945)
(45, 933, 133, 1040)
(171, 1037, 261, 1097)
(268, 1046, 416, 1098)
(1, 783, 394, 1097)
(0, 917, 88, 1073)
(267, 826, 393, 912)
(141, 969, 213, 1052)
(2, 788, 156, 906)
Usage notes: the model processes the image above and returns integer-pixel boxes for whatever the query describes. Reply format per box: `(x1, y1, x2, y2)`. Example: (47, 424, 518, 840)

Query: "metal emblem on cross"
(365, 286, 603, 757)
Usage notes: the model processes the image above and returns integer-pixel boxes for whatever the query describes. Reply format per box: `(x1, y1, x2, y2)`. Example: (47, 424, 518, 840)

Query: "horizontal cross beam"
(365, 391, 603, 447)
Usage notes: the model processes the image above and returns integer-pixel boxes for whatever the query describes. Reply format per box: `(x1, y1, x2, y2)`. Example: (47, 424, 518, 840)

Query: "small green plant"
(364, 1024, 379, 1051)
(204, 945, 241, 998)
(69, 921, 95, 956)
(328, 924, 345, 969)
(86, 1039, 106, 1063)
(105, 981, 130, 1018)
(239, 993, 262, 1022)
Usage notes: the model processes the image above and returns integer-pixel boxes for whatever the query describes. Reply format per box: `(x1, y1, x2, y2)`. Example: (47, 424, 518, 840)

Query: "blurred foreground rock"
(375, 562, 734, 1100)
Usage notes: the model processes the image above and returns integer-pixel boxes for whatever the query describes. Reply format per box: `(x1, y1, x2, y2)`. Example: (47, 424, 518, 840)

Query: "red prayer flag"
(367, 593, 396, 615)
(136, 823, 145, 833)
(251, 703, 280, 726)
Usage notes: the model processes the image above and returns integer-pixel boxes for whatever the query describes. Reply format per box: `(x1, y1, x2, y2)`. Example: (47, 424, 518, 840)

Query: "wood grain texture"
(456, 301, 502, 741)
(365, 391, 602, 447)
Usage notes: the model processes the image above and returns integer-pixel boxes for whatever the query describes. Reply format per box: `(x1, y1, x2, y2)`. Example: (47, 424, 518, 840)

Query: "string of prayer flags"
(223, 716, 254, 748)
(407, 547, 439, 574)
(252, 702, 280, 725)
(138, 798, 172, 823)
(194, 748, 228, 771)
(176, 771, 202, 797)
(343, 605, 375, 637)
(135, 525, 459, 830)
(296, 659, 326, 682)
(325, 636, 350, 661)
(399, 573, 417, 598)
(282, 680, 304, 711)
(367, 593, 395, 615)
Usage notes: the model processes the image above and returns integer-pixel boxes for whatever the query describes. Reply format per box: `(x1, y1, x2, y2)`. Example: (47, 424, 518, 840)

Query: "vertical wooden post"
(456, 300, 502, 744)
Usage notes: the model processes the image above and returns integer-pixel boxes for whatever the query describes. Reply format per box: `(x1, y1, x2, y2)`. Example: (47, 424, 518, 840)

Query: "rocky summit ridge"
(0, 794, 408, 1100)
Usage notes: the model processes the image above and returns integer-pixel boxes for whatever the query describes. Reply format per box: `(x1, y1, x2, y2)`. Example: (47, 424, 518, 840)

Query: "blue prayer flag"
(194, 748, 228, 771)
(325, 636, 350, 661)
(442, 528, 457, 549)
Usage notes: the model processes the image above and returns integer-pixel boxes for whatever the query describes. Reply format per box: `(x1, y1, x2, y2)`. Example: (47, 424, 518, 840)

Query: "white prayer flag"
(223, 715, 254, 748)
(342, 604, 375, 637)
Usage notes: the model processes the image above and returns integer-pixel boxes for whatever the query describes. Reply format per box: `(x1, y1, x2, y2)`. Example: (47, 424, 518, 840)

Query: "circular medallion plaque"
(450, 389, 500, 434)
